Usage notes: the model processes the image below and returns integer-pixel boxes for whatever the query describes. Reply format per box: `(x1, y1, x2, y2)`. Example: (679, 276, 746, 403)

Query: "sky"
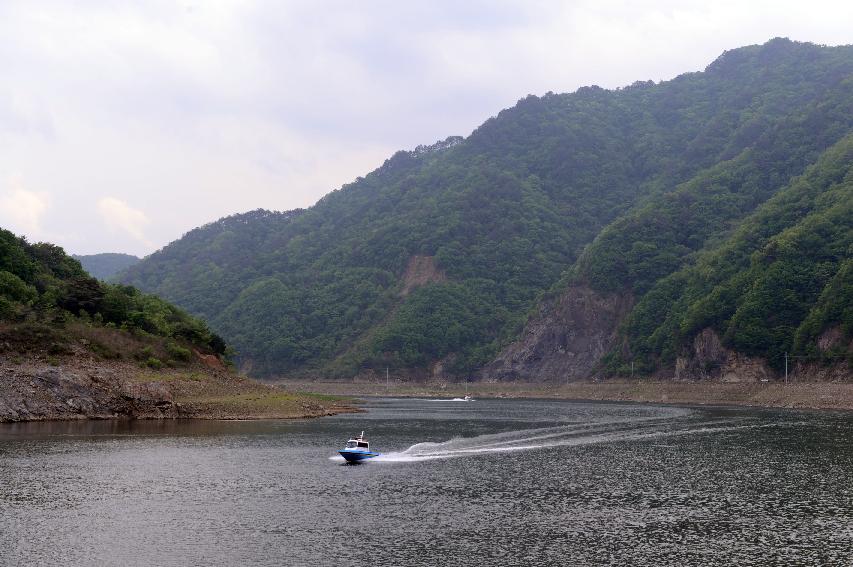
(1, 1, 851, 257)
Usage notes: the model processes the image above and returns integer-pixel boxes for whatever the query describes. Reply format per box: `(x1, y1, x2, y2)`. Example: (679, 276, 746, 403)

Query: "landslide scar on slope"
(399, 255, 447, 296)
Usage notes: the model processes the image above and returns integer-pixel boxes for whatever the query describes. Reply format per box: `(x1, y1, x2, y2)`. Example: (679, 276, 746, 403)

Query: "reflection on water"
(2, 398, 852, 566)
(0, 418, 284, 440)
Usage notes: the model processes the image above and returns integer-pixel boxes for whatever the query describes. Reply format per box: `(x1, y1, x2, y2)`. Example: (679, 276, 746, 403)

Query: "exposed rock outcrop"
(482, 285, 634, 381)
(817, 326, 845, 352)
(673, 328, 775, 382)
(0, 356, 357, 423)
(673, 327, 851, 382)
(483, 284, 851, 384)
(195, 349, 226, 370)
(0, 360, 187, 422)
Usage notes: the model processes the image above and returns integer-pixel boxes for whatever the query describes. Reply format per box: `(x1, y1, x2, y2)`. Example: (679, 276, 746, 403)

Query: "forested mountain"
(73, 253, 140, 280)
(612, 135, 853, 374)
(121, 38, 853, 379)
(488, 133, 852, 381)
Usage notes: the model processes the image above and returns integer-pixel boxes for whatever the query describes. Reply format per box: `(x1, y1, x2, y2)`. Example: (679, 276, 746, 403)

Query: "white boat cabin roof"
(345, 432, 369, 449)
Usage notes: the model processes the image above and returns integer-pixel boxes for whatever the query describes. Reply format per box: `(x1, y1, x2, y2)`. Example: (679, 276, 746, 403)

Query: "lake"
(2, 398, 852, 565)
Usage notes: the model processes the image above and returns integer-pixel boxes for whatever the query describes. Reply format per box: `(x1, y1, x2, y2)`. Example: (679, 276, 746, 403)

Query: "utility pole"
(631, 361, 634, 379)
(784, 352, 788, 384)
(386, 366, 389, 391)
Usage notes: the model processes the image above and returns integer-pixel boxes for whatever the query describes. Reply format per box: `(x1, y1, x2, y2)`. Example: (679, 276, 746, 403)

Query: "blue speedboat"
(339, 431, 380, 463)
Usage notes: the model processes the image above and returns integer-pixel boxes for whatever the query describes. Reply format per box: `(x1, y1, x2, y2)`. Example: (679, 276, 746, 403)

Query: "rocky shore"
(0, 356, 356, 423)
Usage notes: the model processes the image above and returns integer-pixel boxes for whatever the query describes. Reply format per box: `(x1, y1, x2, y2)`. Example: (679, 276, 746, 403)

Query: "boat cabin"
(345, 432, 370, 450)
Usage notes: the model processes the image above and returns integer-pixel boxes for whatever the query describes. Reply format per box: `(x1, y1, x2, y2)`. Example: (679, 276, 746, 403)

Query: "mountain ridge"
(120, 38, 853, 380)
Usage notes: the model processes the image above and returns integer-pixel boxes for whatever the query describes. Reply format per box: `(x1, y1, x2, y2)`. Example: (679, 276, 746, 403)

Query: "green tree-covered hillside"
(1, 228, 225, 360)
(120, 39, 853, 378)
(606, 134, 853, 374)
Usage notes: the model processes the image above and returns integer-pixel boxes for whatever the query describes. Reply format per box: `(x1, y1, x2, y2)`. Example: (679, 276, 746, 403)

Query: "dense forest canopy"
(606, 134, 853, 374)
(120, 38, 853, 378)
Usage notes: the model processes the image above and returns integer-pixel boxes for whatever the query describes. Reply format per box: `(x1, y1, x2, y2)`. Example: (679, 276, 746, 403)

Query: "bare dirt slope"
(399, 255, 446, 296)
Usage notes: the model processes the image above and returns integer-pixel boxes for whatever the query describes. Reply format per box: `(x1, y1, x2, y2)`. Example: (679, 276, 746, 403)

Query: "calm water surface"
(2, 398, 853, 566)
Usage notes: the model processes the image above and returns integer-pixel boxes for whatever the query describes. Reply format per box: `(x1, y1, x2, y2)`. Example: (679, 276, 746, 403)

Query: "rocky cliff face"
(482, 285, 633, 382)
(672, 328, 775, 382)
(673, 327, 851, 383)
(483, 284, 850, 384)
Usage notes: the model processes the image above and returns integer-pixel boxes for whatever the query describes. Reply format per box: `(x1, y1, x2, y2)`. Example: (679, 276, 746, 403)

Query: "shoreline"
(0, 357, 359, 424)
(276, 379, 853, 412)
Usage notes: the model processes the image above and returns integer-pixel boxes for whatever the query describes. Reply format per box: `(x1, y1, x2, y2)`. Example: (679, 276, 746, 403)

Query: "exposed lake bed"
(3, 398, 853, 565)
(285, 378, 853, 411)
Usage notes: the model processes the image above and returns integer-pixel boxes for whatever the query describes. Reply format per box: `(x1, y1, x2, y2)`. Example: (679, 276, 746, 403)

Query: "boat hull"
(339, 449, 380, 463)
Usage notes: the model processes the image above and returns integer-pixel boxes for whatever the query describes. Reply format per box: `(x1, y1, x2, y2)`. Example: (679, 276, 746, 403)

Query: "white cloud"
(0, 1, 851, 255)
(97, 197, 153, 248)
(0, 178, 50, 235)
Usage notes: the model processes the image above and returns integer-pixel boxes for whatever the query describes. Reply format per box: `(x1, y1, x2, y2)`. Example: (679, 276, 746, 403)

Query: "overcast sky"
(1, 1, 851, 256)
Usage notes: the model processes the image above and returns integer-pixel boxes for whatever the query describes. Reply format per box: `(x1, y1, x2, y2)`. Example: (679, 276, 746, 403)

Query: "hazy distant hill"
(121, 38, 853, 380)
(73, 252, 140, 281)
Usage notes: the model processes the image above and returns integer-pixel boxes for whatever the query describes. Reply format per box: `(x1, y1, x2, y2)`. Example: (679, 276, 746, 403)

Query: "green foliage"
(135, 346, 155, 361)
(0, 296, 12, 319)
(166, 342, 192, 362)
(59, 276, 104, 316)
(120, 39, 853, 377)
(0, 227, 225, 357)
(28, 242, 87, 280)
(618, 134, 853, 371)
(794, 260, 853, 354)
(89, 339, 122, 360)
(370, 283, 506, 372)
(0, 270, 37, 304)
(0, 230, 38, 282)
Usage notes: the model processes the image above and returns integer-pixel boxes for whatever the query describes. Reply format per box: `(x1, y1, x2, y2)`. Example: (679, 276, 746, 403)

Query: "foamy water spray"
(356, 413, 775, 463)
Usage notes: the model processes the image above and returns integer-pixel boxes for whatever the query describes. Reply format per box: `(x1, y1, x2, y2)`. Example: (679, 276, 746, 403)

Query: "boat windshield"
(345, 441, 357, 448)
(357, 442, 369, 448)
